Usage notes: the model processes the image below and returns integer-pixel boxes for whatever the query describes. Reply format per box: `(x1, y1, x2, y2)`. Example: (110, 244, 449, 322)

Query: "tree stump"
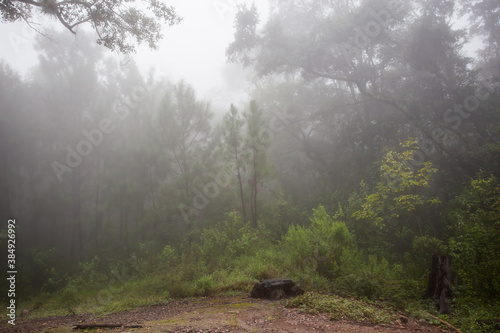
(424, 254, 453, 314)
(250, 278, 304, 300)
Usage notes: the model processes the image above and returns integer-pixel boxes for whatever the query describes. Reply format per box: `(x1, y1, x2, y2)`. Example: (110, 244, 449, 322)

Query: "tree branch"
(422, 312, 463, 333)
(13, 0, 44, 7)
(69, 16, 92, 29)
(53, 8, 76, 33)
(299, 65, 474, 174)
(57, 0, 94, 6)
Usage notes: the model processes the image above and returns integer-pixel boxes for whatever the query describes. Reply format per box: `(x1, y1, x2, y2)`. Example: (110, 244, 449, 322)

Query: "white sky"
(0, 0, 270, 110)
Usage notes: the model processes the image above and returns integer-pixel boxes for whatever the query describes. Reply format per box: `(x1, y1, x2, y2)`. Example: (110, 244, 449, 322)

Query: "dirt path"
(0, 295, 447, 332)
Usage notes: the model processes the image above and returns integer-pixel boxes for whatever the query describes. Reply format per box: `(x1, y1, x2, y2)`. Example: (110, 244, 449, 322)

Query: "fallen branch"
(423, 311, 463, 333)
(72, 323, 143, 329)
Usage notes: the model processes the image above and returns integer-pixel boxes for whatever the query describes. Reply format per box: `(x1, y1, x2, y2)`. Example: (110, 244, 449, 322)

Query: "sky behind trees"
(0, 0, 270, 110)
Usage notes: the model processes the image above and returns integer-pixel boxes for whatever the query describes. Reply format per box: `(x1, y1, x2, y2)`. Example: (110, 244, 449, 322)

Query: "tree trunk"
(424, 254, 453, 314)
(70, 170, 82, 263)
(234, 148, 247, 225)
(94, 156, 101, 254)
(27, 165, 39, 248)
(0, 152, 12, 223)
(250, 148, 258, 228)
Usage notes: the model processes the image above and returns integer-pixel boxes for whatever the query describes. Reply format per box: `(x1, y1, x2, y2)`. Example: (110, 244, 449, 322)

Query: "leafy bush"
(194, 275, 214, 296)
(57, 256, 109, 313)
(161, 244, 177, 263)
(198, 211, 260, 266)
(448, 173, 500, 299)
(281, 205, 352, 278)
(66, 256, 108, 291)
(260, 198, 308, 241)
(411, 235, 448, 273)
(8, 247, 62, 296)
(350, 140, 441, 256)
(334, 248, 419, 305)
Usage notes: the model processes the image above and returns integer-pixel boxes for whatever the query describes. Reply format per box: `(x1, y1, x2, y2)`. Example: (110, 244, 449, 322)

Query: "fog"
(0, 1, 499, 331)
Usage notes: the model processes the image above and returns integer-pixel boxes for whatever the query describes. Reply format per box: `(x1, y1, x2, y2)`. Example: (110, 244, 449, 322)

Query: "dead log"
(424, 254, 453, 314)
(72, 323, 143, 329)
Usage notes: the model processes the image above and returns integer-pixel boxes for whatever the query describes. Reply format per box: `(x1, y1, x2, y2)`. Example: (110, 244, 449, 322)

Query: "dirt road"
(0, 295, 446, 332)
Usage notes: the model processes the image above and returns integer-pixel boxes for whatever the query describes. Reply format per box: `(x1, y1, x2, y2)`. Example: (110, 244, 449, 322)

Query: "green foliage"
(197, 211, 260, 265)
(447, 297, 500, 333)
(43, 267, 65, 293)
(448, 173, 500, 298)
(334, 249, 420, 305)
(229, 246, 282, 282)
(194, 275, 215, 296)
(53, 257, 109, 314)
(282, 205, 352, 277)
(411, 236, 447, 272)
(66, 257, 108, 291)
(161, 245, 177, 264)
(283, 292, 396, 324)
(353, 140, 439, 227)
(16, 248, 63, 294)
(350, 140, 441, 255)
(15, 190, 498, 332)
(261, 198, 309, 241)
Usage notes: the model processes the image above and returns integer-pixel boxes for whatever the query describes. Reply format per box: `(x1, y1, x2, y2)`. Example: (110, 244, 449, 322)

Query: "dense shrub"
(197, 211, 260, 266)
(334, 249, 420, 305)
(448, 174, 500, 299)
(281, 205, 352, 278)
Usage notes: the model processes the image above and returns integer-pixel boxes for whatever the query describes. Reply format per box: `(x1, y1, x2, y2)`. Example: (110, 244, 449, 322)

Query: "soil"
(0, 294, 448, 333)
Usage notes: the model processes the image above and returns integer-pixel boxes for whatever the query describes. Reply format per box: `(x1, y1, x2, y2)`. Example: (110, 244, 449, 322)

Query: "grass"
(283, 292, 397, 324)
(8, 240, 498, 333)
(9, 267, 498, 333)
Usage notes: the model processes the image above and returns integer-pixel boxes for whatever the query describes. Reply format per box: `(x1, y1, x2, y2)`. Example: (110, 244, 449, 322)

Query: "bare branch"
(21, 16, 57, 42)
(69, 16, 91, 29)
(12, 0, 44, 7)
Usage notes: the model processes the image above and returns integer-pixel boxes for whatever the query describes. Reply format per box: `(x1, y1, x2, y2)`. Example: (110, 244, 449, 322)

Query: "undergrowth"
(283, 292, 396, 324)
(10, 207, 499, 333)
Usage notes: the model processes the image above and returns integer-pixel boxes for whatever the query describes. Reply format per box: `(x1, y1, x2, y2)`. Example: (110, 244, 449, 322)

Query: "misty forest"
(0, 0, 499, 332)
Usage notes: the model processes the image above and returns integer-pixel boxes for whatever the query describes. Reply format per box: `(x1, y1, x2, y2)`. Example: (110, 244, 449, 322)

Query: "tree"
(448, 173, 500, 298)
(352, 140, 441, 254)
(244, 100, 270, 228)
(459, 0, 500, 60)
(157, 81, 213, 225)
(251, 74, 393, 206)
(227, 0, 482, 177)
(221, 104, 248, 224)
(0, 0, 182, 53)
(33, 30, 104, 262)
(0, 63, 27, 226)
